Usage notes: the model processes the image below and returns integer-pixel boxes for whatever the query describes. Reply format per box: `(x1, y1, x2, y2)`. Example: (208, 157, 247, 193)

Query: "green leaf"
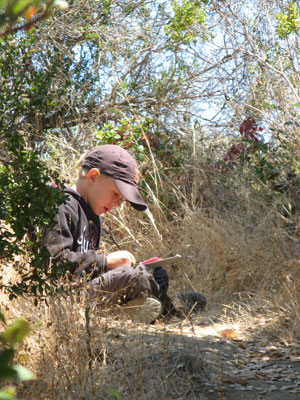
(11, 365, 35, 381)
(0, 0, 9, 10)
(0, 393, 18, 400)
(107, 388, 120, 400)
(0, 367, 17, 381)
(12, 0, 32, 15)
(0, 15, 9, 26)
(0, 386, 18, 400)
(0, 319, 30, 346)
(0, 349, 14, 366)
(0, 310, 6, 325)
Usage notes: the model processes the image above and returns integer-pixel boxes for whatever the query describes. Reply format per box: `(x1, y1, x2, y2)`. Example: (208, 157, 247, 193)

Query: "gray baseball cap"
(82, 144, 147, 211)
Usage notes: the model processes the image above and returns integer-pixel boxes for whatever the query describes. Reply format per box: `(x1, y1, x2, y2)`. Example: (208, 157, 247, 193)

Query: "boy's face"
(85, 169, 124, 215)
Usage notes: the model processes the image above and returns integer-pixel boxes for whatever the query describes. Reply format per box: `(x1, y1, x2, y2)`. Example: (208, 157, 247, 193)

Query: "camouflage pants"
(88, 263, 169, 305)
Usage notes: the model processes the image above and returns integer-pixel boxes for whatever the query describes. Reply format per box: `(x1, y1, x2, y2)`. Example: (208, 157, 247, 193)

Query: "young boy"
(44, 144, 172, 323)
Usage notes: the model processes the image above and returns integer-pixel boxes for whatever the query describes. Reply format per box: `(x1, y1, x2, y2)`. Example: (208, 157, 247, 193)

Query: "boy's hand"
(107, 250, 136, 269)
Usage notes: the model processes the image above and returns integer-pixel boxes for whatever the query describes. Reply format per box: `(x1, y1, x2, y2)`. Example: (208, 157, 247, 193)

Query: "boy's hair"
(77, 166, 89, 179)
(77, 164, 110, 180)
(76, 153, 88, 178)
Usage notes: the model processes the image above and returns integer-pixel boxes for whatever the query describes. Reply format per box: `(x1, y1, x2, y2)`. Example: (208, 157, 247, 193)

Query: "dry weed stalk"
(7, 293, 207, 400)
(1, 264, 206, 399)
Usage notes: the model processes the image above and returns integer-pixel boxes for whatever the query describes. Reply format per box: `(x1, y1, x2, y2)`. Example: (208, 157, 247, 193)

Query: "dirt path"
(85, 306, 300, 399)
(199, 333, 300, 399)
(158, 314, 300, 400)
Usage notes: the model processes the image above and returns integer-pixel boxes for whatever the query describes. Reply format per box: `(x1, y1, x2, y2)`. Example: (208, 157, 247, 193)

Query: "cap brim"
(114, 179, 147, 211)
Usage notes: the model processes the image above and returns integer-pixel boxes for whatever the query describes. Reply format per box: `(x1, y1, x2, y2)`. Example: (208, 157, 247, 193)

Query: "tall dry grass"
(2, 134, 300, 398)
(1, 266, 207, 400)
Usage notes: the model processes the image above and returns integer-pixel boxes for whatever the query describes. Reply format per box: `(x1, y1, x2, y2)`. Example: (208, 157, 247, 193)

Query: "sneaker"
(173, 292, 207, 315)
(123, 297, 163, 324)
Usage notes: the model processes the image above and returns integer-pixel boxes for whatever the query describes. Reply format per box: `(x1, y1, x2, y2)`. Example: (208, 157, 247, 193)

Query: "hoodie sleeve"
(43, 199, 108, 279)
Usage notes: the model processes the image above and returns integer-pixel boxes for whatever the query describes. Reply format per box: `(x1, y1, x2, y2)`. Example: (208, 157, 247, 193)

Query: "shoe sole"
(123, 297, 163, 324)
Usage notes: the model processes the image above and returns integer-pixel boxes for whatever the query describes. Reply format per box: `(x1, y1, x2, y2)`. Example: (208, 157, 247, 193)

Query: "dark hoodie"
(44, 186, 108, 279)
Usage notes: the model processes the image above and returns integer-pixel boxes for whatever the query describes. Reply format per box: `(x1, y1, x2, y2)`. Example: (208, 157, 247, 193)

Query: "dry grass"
(2, 139, 300, 398)
(1, 279, 207, 400)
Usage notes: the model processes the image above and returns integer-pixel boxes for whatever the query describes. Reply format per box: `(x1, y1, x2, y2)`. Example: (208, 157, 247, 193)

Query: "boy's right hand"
(106, 250, 136, 269)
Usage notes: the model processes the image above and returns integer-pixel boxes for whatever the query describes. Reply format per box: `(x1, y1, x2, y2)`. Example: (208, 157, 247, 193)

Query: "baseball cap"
(82, 144, 147, 211)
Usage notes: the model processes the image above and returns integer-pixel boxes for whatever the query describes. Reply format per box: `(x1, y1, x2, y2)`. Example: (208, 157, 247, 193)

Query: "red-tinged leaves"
(239, 116, 262, 142)
(24, 6, 37, 20)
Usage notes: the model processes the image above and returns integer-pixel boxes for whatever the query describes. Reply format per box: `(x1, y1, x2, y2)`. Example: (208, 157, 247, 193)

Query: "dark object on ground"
(173, 292, 207, 314)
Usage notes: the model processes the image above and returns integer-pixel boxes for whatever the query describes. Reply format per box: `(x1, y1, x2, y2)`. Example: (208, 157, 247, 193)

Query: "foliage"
(276, 1, 300, 38)
(0, 134, 68, 300)
(0, 32, 68, 300)
(165, 0, 208, 44)
(2, 2, 300, 398)
(0, 0, 68, 36)
(196, 115, 300, 223)
(0, 309, 34, 400)
(2, 0, 300, 301)
(95, 119, 149, 161)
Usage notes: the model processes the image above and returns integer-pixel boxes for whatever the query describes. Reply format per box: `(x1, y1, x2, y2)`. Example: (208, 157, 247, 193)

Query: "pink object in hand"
(142, 257, 163, 265)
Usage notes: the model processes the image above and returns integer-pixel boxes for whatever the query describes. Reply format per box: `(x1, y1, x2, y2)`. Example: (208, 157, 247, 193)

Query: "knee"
(153, 266, 169, 292)
(131, 264, 153, 287)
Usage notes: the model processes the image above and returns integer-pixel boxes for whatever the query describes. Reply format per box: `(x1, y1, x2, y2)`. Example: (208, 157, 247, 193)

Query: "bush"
(0, 309, 34, 400)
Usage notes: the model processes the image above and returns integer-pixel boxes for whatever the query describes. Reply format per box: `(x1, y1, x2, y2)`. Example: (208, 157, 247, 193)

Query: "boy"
(44, 144, 173, 323)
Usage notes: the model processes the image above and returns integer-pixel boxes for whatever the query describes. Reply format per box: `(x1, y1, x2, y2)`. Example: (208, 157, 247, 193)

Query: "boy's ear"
(87, 168, 101, 183)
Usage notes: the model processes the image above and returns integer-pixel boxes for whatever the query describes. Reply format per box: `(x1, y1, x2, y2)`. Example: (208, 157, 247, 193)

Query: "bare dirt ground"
(164, 312, 300, 400)
(15, 298, 300, 399)
(106, 305, 300, 400)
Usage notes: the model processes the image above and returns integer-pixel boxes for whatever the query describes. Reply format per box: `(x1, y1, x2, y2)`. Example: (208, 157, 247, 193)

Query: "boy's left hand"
(106, 250, 136, 269)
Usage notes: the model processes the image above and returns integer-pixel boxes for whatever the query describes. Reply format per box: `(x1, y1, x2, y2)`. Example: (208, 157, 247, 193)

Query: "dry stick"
(115, 77, 163, 195)
(85, 306, 95, 395)
(183, 271, 198, 293)
(225, 2, 300, 104)
(107, 211, 143, 245)
(169, 304, 208, 379)
(188, 315, 208, 378)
